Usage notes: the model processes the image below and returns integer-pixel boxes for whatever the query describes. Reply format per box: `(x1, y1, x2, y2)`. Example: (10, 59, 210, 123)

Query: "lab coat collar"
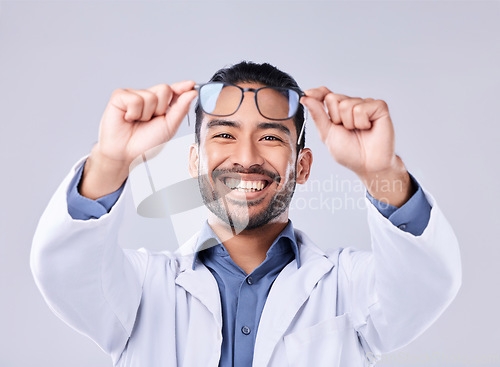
(174, 232, 223, 329)
(253, 229, 336, 367)
(190, 220, 301, 270)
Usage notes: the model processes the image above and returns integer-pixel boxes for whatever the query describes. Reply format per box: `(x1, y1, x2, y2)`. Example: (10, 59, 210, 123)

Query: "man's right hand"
(79, 81, 197, 200)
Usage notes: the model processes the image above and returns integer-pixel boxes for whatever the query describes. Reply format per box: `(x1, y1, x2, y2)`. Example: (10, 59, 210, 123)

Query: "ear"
(296, 148, 313, 184)
(188, 143, 199, 178)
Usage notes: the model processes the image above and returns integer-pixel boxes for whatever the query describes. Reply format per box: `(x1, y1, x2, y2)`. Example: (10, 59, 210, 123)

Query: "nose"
(230, 137, 265, 169)
(226, 92, 266, 169)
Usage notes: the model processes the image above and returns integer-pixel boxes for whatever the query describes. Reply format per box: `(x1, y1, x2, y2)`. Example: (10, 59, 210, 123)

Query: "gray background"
(1, 1, 499, 366)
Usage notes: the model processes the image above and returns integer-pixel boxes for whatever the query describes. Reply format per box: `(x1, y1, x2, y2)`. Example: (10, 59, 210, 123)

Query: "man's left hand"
(300, 87, 414, 207)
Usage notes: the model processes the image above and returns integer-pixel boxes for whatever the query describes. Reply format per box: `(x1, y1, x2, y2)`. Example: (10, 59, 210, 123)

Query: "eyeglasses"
(195, 82, 305, 121)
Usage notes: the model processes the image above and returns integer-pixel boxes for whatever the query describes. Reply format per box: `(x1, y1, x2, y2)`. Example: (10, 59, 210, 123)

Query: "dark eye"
(262, 136, 282, 142)
(214, 133, 234, 139)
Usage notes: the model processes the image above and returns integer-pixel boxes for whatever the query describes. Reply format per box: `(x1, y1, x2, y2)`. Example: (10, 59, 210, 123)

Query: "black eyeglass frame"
(192, 82, 308, 147)
(194, 82, 306, 122)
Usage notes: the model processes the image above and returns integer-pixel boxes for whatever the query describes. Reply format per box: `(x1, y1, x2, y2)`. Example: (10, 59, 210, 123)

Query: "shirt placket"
(233, 275, 258, 367)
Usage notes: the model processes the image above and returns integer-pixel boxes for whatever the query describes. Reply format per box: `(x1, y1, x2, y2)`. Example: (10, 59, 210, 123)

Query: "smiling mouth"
(222, 177, 270, 192)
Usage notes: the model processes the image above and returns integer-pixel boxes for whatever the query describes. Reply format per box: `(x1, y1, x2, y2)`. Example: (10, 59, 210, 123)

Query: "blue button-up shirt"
(67, 159, 432, 366)
(193, 220, 299, 367)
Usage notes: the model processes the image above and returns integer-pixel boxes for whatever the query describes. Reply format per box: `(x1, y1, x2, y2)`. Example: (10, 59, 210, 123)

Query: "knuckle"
(353, 104, 364, 114)
(130, 93, 143, 106)
(144, 90, 158, 104)
(338, 99, 350, 111)
(111, 88, 126, 98)
(376, 99, 388, 109)
(324, 93, 337, 103)
(154, 83, 170, 95)
(159, 83, 172, 95)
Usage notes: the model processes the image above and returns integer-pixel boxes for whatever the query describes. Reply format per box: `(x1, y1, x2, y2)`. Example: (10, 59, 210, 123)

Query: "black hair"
(194, 61, 305, 151)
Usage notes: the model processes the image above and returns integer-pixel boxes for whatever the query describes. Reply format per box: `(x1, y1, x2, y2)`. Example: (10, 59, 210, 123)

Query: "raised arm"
(30, 82, 197, 363)
(301, 88, 462, 357)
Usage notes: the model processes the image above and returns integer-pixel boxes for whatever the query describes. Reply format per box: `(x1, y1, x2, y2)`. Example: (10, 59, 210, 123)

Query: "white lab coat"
(31, 158, 462, 367)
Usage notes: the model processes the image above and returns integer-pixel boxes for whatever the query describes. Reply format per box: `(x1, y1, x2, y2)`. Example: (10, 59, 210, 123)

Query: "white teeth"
(223, 178, 267, 191)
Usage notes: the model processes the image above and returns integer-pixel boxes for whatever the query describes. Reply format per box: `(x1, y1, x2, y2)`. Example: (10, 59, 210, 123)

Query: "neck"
(207, 215, 289, 274)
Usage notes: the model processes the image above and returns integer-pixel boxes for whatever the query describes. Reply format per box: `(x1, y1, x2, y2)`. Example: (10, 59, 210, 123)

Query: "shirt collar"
(192, 220, 300, 270)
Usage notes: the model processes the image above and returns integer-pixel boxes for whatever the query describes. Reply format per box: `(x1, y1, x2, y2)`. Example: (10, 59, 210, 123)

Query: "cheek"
(284, 159, 296, 180)
(273, 146, 297, 176)
(270, 157, 296, 183)
(199, 145, 230, 174)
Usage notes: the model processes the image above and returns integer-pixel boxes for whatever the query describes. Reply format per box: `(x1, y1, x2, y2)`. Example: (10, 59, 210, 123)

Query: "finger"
(338, 98, 364, 130)
(147, 84, 174, 117)
(324, 93, 350, 125)
(164, 89, 198, 136)
(352, 102, 372, 130)
(126, 89, 158, 122)
(300, 96, 333, 142)
(148, 80, 195, 119)
(352, 98, 377, 130)
(303, 86, 332, 102)
(110, 89, 144, 122)
(169, 80, 197, 97)
(360, 99, 391, 124)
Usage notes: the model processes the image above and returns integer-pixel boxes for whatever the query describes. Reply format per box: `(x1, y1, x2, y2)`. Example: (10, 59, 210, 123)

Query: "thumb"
(164, 90, 198, 138)
(301, 96, 332, 142)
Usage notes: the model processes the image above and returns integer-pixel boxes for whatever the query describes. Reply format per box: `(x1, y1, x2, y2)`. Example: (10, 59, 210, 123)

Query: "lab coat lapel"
(174, 234, 223, 329)
(253, 232, 335, 366)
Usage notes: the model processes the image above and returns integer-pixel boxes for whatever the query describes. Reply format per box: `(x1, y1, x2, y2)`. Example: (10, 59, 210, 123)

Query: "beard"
(198, 166, 296, 231)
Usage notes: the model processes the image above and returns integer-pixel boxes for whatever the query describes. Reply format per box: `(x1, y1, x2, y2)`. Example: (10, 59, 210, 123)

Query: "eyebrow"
(257, 122, 291, 136)
(206, 119, 240, 129)
(206, 119, 291, 136)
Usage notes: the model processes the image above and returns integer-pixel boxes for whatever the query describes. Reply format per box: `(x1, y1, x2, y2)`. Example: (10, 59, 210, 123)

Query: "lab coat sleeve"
(30, 157, 149, 365)
(337, 189, 462, 359)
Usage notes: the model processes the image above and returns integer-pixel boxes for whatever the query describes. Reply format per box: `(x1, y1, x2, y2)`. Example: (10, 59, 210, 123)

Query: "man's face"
(189, 82, 312, 231)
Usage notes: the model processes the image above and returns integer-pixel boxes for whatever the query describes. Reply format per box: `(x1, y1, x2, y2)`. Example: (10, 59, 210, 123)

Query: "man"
(31, 61, 461, 367)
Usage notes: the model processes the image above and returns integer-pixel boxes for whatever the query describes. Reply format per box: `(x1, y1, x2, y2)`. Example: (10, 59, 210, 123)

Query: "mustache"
(211, 167, 281, 184)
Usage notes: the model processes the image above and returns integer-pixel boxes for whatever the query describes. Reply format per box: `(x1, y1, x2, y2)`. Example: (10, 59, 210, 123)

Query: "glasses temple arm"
(297, 108, 307, 146)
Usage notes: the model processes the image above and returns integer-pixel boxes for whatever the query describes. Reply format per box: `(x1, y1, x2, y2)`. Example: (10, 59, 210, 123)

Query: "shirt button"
(398, 224, 407, 230)
(246, 277, 253, 285)
(241, 326, 251, 335)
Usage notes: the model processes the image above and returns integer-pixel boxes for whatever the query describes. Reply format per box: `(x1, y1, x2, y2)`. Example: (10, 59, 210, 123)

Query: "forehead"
(199, 106, 295, 136)
(236, 81, 266, 88)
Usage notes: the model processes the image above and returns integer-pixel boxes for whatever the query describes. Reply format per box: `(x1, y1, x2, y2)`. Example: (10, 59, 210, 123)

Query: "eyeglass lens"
(199, 83, 300, 120)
